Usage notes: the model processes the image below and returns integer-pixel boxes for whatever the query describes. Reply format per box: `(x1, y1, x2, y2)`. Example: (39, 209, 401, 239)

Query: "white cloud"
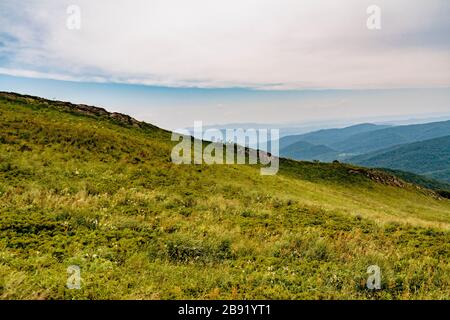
(0, 0, 449, 89)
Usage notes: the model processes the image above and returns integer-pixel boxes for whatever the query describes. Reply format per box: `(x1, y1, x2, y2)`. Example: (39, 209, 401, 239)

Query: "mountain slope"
(333, 120, 450, 154)
(349, 135, 450, 183)
(279, 123, 389, 150)
(0, 92, 449, 300)
(280, 120, 450, 159)
(280, 141, 339, 161)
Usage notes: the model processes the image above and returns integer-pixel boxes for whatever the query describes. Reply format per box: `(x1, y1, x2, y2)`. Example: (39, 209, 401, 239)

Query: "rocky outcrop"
(348, 168, 407, 188)
(347, 167, 442, 198)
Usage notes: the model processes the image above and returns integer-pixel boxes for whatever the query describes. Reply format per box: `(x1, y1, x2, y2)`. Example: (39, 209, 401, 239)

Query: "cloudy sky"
(0, 0, 449, 129)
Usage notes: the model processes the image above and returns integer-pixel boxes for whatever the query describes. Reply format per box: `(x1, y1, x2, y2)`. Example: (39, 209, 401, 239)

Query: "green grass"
(0, 92, 449, 299)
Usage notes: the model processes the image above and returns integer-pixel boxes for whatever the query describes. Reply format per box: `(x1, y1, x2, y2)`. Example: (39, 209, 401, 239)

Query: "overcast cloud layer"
(0, 0, 449, 90)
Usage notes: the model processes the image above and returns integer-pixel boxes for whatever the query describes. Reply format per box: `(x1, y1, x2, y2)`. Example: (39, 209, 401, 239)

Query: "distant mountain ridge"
(280, 141, 339, 162)
(280, 120, 450, 155)
(349, 135, 450, 183)
(279, 120, 450, 183)
(279, 123, 390, 150)
(333, 120, 450, 154)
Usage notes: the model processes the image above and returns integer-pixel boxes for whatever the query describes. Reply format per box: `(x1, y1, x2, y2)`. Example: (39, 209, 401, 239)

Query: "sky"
(0, 0, 449, 130)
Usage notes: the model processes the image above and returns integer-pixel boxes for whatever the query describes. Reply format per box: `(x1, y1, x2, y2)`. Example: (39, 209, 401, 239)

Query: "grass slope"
(0, 92, 449, 300)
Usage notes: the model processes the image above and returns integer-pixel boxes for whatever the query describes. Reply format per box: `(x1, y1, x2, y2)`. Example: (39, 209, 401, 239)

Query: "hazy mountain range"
(279, 120, 450, 183)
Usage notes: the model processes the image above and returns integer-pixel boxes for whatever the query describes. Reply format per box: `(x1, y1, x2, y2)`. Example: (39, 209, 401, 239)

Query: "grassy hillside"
(0, 92, 449, 300)
(350, 136, 450, 183)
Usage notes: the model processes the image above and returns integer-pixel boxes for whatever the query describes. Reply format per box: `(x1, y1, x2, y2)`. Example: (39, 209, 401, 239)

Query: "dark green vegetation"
(350, 136, 450, 183)
(279, 123, 390, 150)
(279, 120, 450, 183)
(333, 120, 450, 154)
(0, 92, 449, 299)
(280, 141, 339, 162)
